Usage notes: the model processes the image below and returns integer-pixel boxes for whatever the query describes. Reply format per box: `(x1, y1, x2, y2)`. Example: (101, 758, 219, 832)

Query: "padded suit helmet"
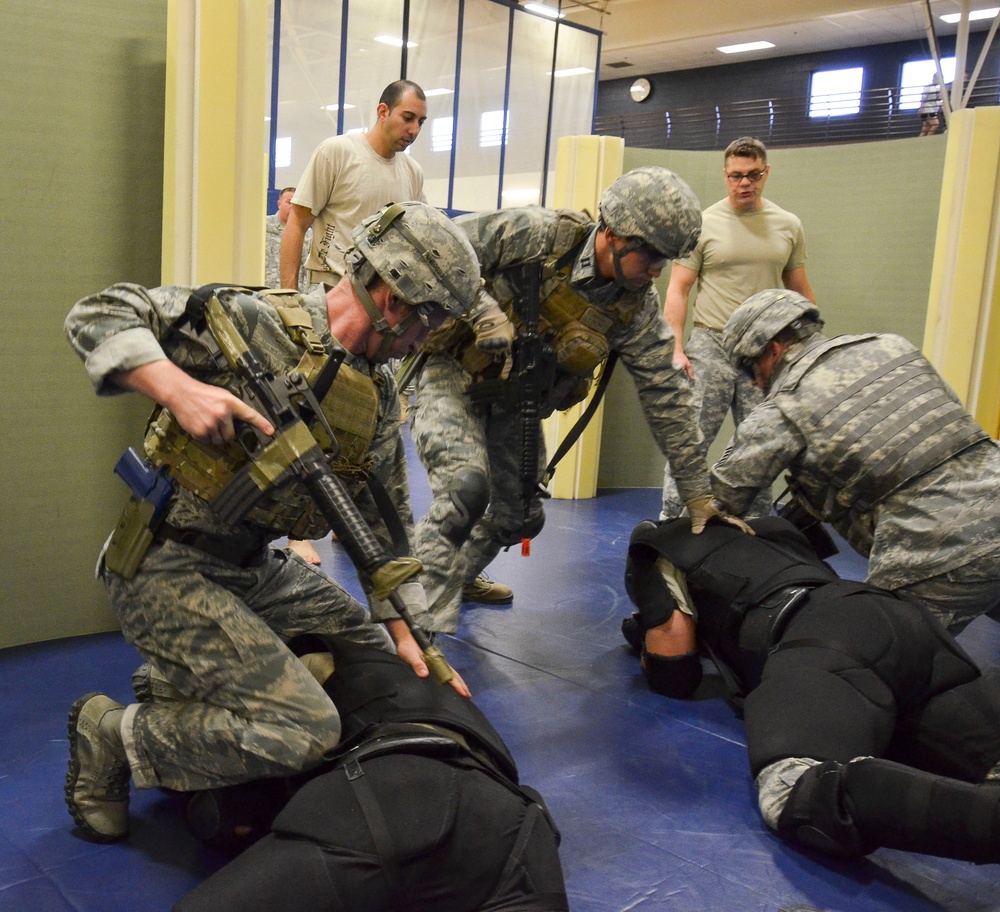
(598, 166, 702, 259)
(348, 201, 482, 319)
(722, 289, 822, 366)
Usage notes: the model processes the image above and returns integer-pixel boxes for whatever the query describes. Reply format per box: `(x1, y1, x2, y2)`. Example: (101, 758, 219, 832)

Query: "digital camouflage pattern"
(711, 332, 1000, 631)
(598, 166, 702, 258)
(264, 213, 309, 289)
(64, 283, 408, 791)
(412, 205, 710, 634)
(660, 327, 771, 519)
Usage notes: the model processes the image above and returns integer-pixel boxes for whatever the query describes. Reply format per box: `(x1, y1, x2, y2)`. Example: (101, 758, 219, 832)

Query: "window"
(809, 67, 864, 118)
(274, 136, 291, 169)
(480, 110, 509, 147)
(431, 116, 454, 153)
(899, 57, 956, 109)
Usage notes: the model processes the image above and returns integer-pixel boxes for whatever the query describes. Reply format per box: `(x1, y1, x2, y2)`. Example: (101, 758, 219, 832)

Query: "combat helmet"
(722, 289, 822, 367)
(599, 166, 702, 261)
(347, 201, 481, 320)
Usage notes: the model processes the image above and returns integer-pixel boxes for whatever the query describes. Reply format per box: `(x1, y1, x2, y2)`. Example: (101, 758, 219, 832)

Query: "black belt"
(156, 523, 266, 568)
(738, 585, 814, 653)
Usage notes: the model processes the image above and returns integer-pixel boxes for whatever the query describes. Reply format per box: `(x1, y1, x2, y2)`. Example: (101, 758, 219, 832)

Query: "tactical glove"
(686, 494, 755, 535)
(472, 302, 515, 353)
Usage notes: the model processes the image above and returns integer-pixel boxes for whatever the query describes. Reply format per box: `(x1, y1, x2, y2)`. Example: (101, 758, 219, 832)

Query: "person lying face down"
(623, 515, 1000, 864)
(174, 638, 569, 912)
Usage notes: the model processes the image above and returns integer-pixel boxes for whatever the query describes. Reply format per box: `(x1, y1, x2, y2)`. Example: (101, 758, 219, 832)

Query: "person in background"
(264, 187, 309, 289)
(660, 136, 815, 520)
(280, 79, 429, 565)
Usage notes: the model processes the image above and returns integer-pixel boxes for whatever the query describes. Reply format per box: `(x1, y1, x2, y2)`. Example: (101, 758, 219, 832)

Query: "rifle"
(201, 294, 455, 685)
(508, 262, 549, 556)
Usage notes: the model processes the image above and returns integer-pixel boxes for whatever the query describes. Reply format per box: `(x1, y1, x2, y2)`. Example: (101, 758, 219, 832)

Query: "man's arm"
(782, 265, 816, 304)
(711, 403, 806, 515)
(110, 360, 273, 448)
(663, 263, 699, 379)
(280, 204, 316, 290)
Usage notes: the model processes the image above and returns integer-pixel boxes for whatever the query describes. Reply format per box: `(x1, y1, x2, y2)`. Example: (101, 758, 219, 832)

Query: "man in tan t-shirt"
(660, 136, 815, 519)
(281, 80, 428, 565)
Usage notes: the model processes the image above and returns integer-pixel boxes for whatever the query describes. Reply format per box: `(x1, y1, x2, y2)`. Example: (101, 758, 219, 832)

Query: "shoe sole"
(462, 593, 514, 605)
(65, 692, 127, 843)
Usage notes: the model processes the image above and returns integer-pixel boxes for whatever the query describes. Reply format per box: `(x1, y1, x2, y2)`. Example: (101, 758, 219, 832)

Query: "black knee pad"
(642, 649, 703, 699)
(776, 760, 867, 859)
(440, 469, 490, 546)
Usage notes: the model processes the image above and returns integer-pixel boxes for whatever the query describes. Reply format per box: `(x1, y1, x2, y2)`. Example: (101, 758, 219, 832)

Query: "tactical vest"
(774, 334, 989, 526)
(427, 211, 644, 383)
(319, 639, 519, 783)
(144, 290, 380, 541)
(627, 517, 837, 700)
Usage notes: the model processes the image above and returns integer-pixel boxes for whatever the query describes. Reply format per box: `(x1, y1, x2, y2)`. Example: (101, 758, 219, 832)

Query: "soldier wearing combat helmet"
(62, 200, 500, 844)
(410, 166, 752, 636)
(712, 288, 1000, 632)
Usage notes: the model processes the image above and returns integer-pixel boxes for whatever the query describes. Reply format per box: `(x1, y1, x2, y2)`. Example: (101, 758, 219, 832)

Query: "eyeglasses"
(725, 168, 768, 184)
(630, 241, 668, 267)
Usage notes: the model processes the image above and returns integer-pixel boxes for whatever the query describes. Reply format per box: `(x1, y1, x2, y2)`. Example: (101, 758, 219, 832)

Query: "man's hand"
(686, 494, 755, 535)
(672, 349, 695, 381)
(472, 303, 514, 354)
(386, 619, 472, 698)
(112, 360, 274, 448)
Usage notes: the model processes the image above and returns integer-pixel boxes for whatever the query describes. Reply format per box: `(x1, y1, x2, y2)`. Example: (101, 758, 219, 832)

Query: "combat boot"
(462, 574, 514, 605)
(65, 693, 130, 842)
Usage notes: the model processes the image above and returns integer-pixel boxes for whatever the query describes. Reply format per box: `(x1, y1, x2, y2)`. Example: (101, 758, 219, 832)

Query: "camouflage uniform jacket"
(64, 283, 412, 553)
(712, 332, 1000, 588)
(455, 206, 710, 504)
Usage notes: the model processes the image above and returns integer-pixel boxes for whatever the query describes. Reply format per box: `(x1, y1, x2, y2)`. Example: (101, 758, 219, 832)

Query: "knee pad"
(439, 469, 490, 546)
(776, 760, 868, 859)
(642, 649, 703, 699)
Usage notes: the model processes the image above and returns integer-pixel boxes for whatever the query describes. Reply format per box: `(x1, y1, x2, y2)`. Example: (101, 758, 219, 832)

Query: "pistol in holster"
(103, 447, 175, 579)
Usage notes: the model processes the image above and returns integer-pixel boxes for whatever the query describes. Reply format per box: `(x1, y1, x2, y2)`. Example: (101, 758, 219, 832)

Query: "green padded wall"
(0, 1, 167, 647)
(598, 137, 948, 489)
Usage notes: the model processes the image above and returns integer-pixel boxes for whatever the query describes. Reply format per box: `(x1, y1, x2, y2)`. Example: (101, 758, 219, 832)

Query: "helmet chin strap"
(350, 272, 420, 360)
(608, 231, 644, 289)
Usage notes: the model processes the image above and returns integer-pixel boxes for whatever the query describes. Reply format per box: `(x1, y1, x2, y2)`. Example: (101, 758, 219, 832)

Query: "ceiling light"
(374, 35, 417, 48)
(525, 3, 565, 19)
(321, 103, 356, 111)
(548, 67, 594, 78)
(423, 88, 455, 97)
(717, 40, 776, 54)
(940, 7, 999, 23)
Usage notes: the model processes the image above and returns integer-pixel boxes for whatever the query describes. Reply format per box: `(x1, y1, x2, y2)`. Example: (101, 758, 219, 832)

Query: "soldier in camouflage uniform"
(411, 167, 751, 635)
(61, 201, 512, 844)
(264, 187, 309, 289)
(713, 289, 1000, 632)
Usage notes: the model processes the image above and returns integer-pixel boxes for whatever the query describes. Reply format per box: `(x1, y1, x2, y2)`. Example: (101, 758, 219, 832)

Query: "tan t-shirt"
(293, 133, 426, 280)
(677, 198, 807, 331)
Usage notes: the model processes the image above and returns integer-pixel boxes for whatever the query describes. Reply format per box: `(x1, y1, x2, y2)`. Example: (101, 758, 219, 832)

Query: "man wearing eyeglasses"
(660, 136, 816, 520)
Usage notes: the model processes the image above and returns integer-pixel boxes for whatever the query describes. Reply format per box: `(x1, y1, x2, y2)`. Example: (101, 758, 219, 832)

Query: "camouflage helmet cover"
(598, 166, 702, 259)
(349, 201, 482, 319)
(722, 289, 822, 365)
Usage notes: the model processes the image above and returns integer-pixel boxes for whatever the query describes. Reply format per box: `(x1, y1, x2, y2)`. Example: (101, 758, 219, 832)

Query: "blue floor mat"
(2, 437, 999, 912)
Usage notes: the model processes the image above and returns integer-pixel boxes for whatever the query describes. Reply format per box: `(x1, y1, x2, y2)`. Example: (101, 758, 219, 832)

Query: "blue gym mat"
(2, 431, 998, 912)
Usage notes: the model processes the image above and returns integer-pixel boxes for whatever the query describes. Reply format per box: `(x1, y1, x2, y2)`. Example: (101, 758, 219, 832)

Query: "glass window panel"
(545, 22, 599, 205)
(342, 0, 405, 134)
(405, 0, 460, 207)
(270, 0, 345, 193)
(899, 57, 956, 109)
(809, 67, 864, 118)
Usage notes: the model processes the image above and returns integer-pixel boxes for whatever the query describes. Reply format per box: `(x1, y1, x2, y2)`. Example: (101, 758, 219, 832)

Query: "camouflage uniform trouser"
(884, 548, 1000, 635)
(412, 354, 544, 634)
(103, 539, 392, 791)
(661, 327, 771, 519)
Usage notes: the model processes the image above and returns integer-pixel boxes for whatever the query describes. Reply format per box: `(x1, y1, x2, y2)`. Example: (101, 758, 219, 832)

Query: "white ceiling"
(557, 0, 998, 80)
